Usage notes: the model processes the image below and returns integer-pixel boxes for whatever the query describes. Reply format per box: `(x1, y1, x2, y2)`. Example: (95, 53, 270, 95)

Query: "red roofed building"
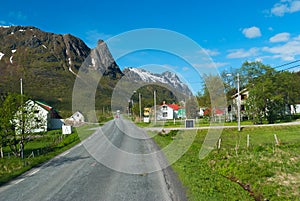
(204, 108, 225, 116)
(167, 103, 180, 111)
(157, 101, 181, 120)
(15, 100, 64, 133)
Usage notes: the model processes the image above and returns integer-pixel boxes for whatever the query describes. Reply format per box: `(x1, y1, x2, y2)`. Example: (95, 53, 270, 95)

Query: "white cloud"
(271, 0, 300, 16)
(242, 26, 262, 39)
(262, 40, 300, 61)
(214, 62, 229, 68)
(271, 3, 289, 16)
(202, 48, 220, 56)
(294, 35, 300, 40)
(182, 66, 189, 71)
(193, 62, 228, 69)
(255, 58, 263, 63)
(227, 48, 259, 59)
(269, 32, 290, 42)
(290, 0, 300, 12)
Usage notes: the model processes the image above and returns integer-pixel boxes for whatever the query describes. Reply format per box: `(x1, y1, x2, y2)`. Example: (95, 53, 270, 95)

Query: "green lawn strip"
(136, 118, 296, 128)
(0, 124, 98, 186)
(152, 125, 300, 201)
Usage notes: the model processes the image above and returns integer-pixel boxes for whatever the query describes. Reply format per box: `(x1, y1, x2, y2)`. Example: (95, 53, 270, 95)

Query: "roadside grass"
(137, 119, 262, 128)
(136, 115, 300, 128)
(152, 125, 300, 201)
(0, 123, 98, 186)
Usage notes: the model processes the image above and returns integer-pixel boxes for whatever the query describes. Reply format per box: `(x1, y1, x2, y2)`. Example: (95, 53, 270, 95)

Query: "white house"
(64, 111, 85, 127)
(291, 104, 300, 114)
(227, 88, 249, 121)
(15, 100, 63, 133)
(157, 102, 179, 120)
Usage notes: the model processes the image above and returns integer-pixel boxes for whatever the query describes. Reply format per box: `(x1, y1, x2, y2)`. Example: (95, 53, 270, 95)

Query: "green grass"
(152, 125, 300, 201)
(136, 118, 263, 128)
(0, 124, 99, 186)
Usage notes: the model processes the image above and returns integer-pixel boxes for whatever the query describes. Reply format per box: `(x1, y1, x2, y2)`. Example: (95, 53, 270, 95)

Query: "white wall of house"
(15, 100, 65, 133)
(64, 111, 85, 127)
(15, 100, 48, 134)
(71, 111, 85, 122)
(159, 105, 174, 120)
(291, 104, 300, 114)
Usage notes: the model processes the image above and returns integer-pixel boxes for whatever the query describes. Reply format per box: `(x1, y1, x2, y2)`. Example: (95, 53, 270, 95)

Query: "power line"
(280, 64, 300, 72)
(274, 60, 300, 70)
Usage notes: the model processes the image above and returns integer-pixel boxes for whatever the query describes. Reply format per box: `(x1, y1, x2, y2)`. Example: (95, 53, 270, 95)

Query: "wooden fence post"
(218, 138, 222, 149)
(274, 134, 279, 145)
(247, 134, 250, 149)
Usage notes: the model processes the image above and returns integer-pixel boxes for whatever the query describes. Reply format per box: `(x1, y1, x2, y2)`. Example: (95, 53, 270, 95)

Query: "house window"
(241, 94, 247, 100)
(163, 112, 168, 117)
(34, 117, 41, 122)
(162, 106, 167, 110)
(228, 105, 231, 112)
(34, 110, 39, 114)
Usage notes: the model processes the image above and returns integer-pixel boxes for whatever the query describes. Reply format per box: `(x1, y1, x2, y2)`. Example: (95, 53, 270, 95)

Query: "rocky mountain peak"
(0, 26, 123, 112)
(122, 67, 193, 96)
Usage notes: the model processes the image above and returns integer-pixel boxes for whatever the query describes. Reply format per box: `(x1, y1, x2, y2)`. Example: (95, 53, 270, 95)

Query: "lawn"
(152, 125, 300, 201)
(0, 124, 98, 186)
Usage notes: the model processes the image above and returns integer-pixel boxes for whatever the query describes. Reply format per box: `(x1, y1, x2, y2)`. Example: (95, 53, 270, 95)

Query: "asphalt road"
(0, 118, 186, 201)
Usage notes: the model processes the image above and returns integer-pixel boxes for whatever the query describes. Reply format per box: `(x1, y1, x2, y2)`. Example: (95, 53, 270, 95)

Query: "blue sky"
(1, 0, 300, 93)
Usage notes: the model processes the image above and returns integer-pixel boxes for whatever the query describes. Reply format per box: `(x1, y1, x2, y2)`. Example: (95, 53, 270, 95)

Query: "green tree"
(0, 95, 14, 157)
(239, 61, 300, 124)
(0, 94, 23, 158)
(196, 74, 226, 121)
(0, 94, 45, 158)
(186, 97, 198, 119)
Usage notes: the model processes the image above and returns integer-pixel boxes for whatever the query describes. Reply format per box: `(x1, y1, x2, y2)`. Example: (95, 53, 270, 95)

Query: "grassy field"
(0, 124, 98, 186)
(136, 118, 260, 128)
(152, 125, 300, 201)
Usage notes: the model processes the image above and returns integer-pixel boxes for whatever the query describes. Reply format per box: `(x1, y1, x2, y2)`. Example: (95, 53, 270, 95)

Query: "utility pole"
(227, 73, 241, 131)
(237, 73, 241, 131)
(154, 90, 157, 124)
(139, 93, 142, 122)
(20, 78, 23, 95)
(20, 78, 24, 159)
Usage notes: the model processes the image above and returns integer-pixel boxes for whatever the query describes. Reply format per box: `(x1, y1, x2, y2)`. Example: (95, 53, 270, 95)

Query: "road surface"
(0, 118, 186, 201)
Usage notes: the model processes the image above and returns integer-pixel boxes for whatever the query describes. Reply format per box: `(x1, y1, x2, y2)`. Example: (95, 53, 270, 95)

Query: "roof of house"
(167, 104, 179, 111)
(35, 101, 53, 111)
(161, 102, 184, 111)
(204, 108, 224, 115)
(34, 100, 62, 119)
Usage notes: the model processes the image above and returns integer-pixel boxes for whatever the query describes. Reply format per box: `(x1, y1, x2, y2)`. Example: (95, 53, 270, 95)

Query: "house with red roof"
(15, 100, 64, 133)
(157, 101, 185, 120)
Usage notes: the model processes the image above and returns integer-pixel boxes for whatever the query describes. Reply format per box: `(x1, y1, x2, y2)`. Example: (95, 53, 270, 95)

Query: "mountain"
(122, 67, 193, 96)
(0, 26, 122, 116)
(0, 25, 193, 118)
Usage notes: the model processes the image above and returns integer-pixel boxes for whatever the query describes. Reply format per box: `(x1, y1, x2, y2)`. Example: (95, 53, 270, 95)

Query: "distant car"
(115, 110, 120, 118)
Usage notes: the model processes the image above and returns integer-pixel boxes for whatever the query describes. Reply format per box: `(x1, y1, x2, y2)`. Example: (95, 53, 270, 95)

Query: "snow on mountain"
(0, 52, 4, 60)
(123, 67, 193, 96)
